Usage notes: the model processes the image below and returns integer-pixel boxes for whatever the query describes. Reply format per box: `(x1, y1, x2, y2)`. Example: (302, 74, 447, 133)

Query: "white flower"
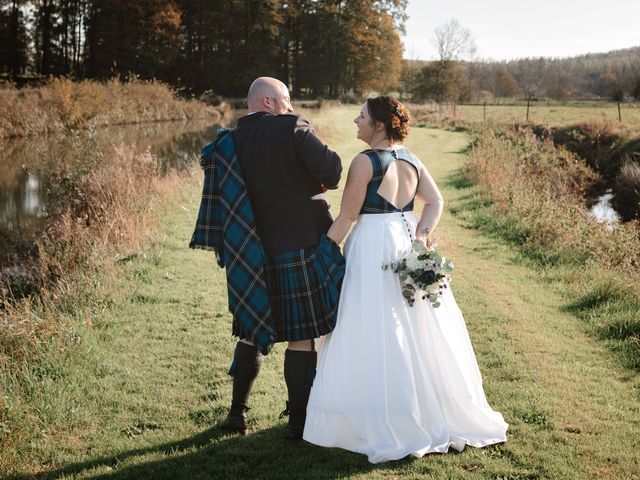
(426, 282, 440, 294)
(405, 251, 422, 271)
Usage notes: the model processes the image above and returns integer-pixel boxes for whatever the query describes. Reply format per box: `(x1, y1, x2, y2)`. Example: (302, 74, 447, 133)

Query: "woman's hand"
(415, 229, 436, 251)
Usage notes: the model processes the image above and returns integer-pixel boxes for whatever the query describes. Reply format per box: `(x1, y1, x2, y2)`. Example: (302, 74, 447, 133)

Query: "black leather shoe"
(221, 404, 249, 436)
(279, 401, 304, 440)
(284, 423, 304, 440)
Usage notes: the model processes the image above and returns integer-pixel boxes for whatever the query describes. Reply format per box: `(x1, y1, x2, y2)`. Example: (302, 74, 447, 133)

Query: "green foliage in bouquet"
(383, 240, 454, 308)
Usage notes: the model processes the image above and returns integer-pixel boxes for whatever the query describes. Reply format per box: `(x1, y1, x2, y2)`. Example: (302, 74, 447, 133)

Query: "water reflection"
(0, 119, 223, 266)
(589, 189, 619, 227)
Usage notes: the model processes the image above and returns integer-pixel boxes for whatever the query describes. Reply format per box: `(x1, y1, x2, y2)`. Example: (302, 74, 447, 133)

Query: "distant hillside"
(403, 47, 640, 101)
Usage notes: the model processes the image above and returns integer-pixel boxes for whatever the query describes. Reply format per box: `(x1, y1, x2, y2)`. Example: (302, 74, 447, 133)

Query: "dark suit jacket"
(233, 112, 342, 258)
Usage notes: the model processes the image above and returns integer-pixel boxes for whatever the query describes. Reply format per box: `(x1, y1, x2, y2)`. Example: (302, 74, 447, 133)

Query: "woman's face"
(354, 103, 375, 143)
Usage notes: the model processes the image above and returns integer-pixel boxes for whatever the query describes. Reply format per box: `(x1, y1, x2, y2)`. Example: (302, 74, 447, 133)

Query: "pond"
(0, 120, 224, 268)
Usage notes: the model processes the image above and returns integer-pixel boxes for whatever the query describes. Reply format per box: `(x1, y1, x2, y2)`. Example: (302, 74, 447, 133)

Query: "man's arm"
(293, 116, 342, 188)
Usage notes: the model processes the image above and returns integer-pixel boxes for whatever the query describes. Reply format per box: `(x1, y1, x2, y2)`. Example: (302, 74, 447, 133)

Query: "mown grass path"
(19, 106, 639, 479)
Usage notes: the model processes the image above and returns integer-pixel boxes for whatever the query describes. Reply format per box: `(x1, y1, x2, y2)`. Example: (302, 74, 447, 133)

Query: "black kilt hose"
(232, 235, 345, 342)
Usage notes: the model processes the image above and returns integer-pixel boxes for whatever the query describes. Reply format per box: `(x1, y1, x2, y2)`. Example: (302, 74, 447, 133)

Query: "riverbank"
(2, 106, 639, 478)
(0, 143, 203, 474)
(0, 78, 223, 139)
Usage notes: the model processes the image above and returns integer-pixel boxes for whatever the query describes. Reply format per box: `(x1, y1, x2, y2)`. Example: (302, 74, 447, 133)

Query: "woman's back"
(359, 147, 422, 215)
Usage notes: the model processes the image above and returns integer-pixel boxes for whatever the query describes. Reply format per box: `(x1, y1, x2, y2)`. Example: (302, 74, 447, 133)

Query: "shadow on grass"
(14, 424, 415, 480)
(563, 281, 640, 370)
(445, 168, 474, 190)
(447, 143, 473, 156)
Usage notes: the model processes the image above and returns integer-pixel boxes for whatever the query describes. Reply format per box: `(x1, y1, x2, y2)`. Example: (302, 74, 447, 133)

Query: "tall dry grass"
(0, 77, 222, 139)
(464, 124, 640, 368)
(613, 160, 640, 222)
(0, 138, 196, 472)
(466, 124, 639, 270)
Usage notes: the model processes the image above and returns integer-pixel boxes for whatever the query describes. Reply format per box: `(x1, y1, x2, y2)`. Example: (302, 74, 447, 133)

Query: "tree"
(598, 69, 624, 101)
(432, 18, 476, 63)
(345, 1, 403, 94)
(632, 75, 640, 101)
(493, 67, 519, 100)
(0, 0, 30, 79)
(415, 19, 476, 108)
(416, 60, 468, 104)
(399, 60, 422, 100)
(546, 73, 571, 100)
(85, 0, 182, 81)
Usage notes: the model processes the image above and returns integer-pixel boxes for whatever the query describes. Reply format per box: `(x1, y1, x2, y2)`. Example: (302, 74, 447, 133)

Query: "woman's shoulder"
(396, 146, 422, 171)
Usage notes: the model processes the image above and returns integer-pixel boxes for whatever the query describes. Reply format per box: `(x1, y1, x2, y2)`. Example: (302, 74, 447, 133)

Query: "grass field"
(410, 101, 640, 131)
(4, 106, 640, 479)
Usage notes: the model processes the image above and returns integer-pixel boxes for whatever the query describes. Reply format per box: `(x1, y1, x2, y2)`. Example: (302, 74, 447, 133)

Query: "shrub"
(0, 78, 220, 139)
(339, 92, 362, 105)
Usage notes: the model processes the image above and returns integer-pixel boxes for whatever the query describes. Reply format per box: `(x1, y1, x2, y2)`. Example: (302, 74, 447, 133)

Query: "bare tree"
(431, 18, 476, 62)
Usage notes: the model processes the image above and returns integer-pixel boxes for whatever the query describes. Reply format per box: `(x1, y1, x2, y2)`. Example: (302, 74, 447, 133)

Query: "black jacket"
(233, 112, 342, 258)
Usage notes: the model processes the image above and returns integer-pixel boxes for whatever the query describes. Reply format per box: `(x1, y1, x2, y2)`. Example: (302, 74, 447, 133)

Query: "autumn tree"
(493, 67, 519, 100)
(345, 1, 403, 94)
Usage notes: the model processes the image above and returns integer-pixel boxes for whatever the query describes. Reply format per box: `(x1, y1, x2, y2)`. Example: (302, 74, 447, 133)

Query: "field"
(3, 105, 639, 479)
(408, 100, 640, 132)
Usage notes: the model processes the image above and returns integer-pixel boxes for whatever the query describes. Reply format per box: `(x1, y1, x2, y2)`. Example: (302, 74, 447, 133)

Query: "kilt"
(233, 235, 345, 342)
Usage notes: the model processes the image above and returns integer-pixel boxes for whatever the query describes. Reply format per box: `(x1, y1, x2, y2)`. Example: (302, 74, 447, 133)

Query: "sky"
(402, 0, 640, 61)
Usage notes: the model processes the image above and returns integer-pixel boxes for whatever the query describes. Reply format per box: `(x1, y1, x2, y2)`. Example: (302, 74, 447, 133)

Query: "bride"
(303, 96, 508, 463)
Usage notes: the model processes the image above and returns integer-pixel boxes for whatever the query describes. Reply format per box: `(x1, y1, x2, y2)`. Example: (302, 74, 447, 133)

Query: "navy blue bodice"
(359, 147, 422, 215)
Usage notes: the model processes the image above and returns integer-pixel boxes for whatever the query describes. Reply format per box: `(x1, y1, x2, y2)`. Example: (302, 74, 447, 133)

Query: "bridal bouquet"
(382, 240, 454, 308)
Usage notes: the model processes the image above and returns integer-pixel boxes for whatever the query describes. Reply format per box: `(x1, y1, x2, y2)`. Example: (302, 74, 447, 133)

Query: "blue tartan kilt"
(259, 235, 345, 342)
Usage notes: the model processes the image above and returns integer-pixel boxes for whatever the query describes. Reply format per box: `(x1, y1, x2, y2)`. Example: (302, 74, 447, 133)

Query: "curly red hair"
(366, 96, 410, 142)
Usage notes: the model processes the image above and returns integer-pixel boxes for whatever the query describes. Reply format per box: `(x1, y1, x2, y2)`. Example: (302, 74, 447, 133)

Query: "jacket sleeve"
(292, 115, 343, 189)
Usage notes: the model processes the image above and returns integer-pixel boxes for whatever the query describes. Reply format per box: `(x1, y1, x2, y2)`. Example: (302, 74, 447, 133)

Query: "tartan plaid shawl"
(189, 128, 275, 354)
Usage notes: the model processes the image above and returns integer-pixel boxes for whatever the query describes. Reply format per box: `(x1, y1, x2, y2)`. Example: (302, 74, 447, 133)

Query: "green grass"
(4, 106, 640, 479)
(411, 101, 640, 132)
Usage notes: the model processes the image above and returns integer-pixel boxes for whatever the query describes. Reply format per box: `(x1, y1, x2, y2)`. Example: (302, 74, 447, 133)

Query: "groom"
(191, 77, 343, 439)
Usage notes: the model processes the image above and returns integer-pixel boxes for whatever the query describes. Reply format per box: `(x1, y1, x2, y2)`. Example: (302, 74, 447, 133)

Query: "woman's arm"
(414, 163, 444, 246)
(326, 154, 372, 245)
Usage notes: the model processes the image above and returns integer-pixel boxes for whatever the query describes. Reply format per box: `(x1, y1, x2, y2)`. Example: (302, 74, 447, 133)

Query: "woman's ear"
(375, 121, 385, 133)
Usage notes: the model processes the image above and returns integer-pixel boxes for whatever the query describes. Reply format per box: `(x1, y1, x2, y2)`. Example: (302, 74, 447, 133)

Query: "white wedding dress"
(303, 149, 508, 464)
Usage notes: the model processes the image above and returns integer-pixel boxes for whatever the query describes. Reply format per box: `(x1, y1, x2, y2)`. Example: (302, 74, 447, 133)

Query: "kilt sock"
(229, 341, 264, 414)
(283, 349, 317, 439)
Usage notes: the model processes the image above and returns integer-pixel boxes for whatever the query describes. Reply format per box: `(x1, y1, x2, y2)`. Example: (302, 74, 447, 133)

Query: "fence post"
(526, 98, 531, 121)
(618, 102, 622, 122)
(483, 101, 486, 122)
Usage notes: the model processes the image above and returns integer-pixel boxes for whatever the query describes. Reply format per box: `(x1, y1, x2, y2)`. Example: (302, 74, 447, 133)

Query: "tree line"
(0, 0, 406, 97)
(2, 4, 639, 103)
(402, 45, 640, 104)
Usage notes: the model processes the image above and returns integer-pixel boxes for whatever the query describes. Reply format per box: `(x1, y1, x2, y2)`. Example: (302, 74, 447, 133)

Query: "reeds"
(0, 138, 195, 472)
(0, 77, 221, 139)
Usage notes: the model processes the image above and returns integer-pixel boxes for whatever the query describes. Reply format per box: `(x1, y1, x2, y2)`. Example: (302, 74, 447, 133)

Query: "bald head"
(247, 77, 293, 115)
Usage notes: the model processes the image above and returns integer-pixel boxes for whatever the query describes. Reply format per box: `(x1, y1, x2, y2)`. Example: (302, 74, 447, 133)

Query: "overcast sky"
(402, 0, 640, 61)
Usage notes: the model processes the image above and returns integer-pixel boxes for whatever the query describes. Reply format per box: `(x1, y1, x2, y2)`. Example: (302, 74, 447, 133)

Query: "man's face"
(268, 85, 293, 114)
